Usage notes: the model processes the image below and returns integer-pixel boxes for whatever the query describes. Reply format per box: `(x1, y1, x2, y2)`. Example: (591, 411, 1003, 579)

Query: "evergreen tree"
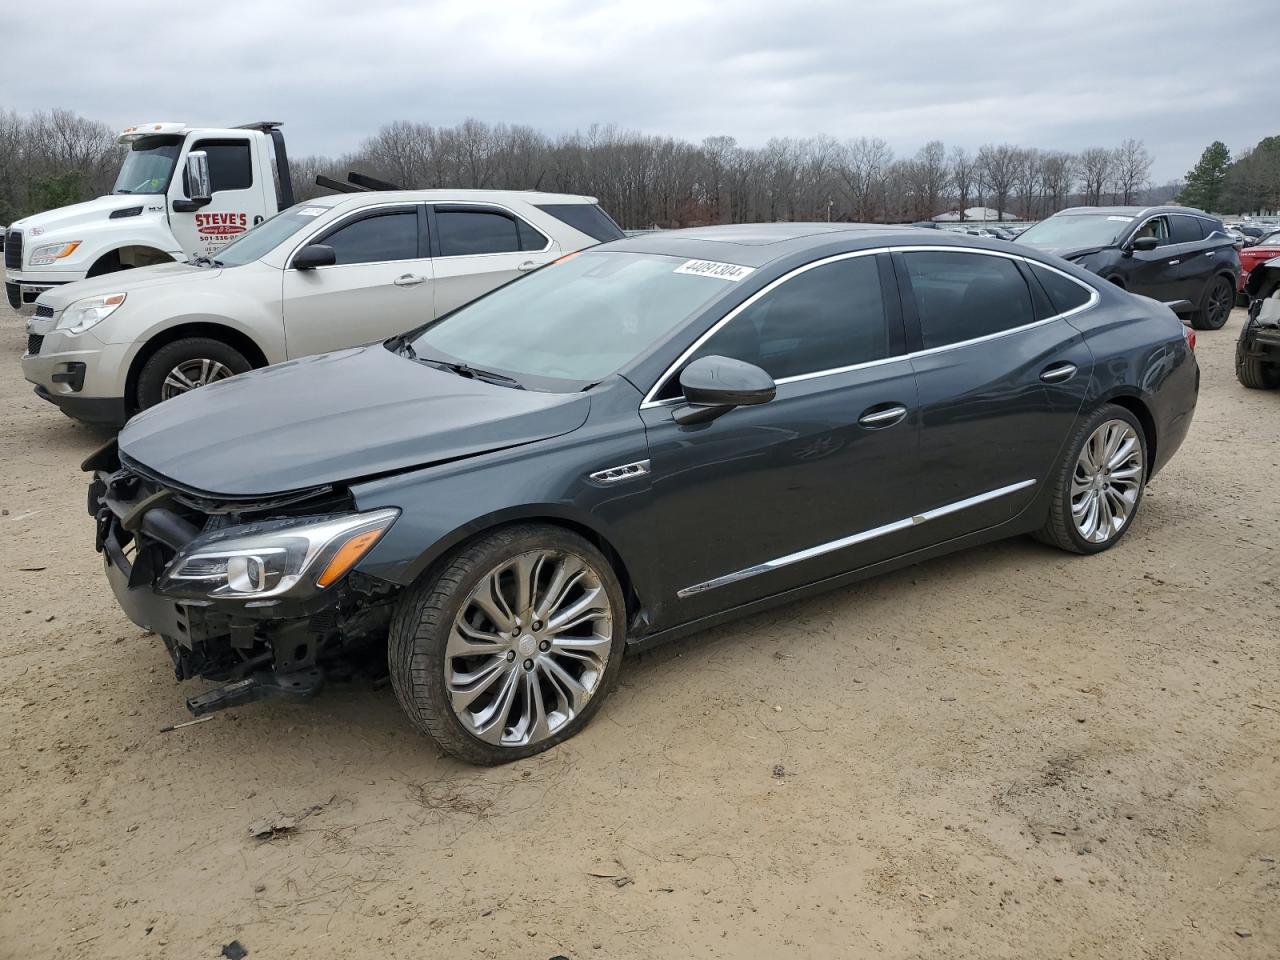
(1177, 141, 1231, 212)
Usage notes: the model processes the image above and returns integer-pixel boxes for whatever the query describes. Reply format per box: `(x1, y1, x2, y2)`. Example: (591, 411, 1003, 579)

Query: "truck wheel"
(1235, 322, 1280, 390)
(388, 524, 627, 765)
(135, 338, 251, 410)
(1191, 276, 1233, 330)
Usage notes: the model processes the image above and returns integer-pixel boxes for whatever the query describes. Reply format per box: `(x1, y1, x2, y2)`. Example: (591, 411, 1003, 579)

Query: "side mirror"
(1127, 236, 1159, 254)
(673, 355, 775, 425)
(173, 151, 212, 212)
(292, 244, 336, 270)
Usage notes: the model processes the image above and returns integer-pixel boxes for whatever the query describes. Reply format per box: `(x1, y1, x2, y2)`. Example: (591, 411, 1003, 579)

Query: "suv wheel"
(1236, 317, 1280, 389)
(388, 524, 627, 764)
(1191, 275, 1233, 331)
(1036, 404, 1147, 555)
(135, 338, 251, 410)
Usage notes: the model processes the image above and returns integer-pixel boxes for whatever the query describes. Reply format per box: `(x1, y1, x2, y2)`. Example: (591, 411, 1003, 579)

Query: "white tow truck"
(4, 121, 295, 313)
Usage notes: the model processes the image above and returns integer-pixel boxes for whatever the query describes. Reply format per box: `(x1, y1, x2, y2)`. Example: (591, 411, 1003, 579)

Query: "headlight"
(157, 508, 399, 600)
(29, 240, 81, 265)
(55, 293, 127, 335)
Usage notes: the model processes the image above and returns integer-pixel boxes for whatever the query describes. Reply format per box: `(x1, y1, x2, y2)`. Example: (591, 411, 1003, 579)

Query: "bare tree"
(949, 146, 977, 220)
(1112, 138, 1153, 205)
(977, 143, 1020, 220)
(1078, 147, 1114, 206)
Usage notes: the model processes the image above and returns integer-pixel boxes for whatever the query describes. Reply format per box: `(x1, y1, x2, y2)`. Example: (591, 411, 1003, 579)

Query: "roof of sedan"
(607, 222, 1010, 267)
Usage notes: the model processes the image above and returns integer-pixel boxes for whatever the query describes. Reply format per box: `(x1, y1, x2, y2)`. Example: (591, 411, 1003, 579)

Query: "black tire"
(388, 524, 627, 765)
(1235, 319, 1280, 390)
(134, 337, 252, 411)
(1190, 275, 1233, 331)
(1035, 403, 1147, 555)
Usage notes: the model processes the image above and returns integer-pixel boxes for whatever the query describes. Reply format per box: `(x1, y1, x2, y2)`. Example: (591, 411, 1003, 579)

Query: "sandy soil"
(0, 306, 1276, 960)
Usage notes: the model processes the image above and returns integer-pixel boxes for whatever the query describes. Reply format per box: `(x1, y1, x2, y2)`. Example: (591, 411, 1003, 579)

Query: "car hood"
(40, 260, 221, 308)
(119, 345, 592, 497)
(1019, 242, 1106, 261)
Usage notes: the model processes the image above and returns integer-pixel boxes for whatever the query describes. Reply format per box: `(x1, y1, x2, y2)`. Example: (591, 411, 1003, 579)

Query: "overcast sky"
(7, 0, 1271, 182)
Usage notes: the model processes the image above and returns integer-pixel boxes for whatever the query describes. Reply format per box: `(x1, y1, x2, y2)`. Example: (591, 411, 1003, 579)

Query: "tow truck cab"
(4, 121, 293, 314)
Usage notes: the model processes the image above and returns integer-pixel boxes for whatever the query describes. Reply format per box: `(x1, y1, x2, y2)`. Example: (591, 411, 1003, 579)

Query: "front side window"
(411, 251, 736, 387)
(187, 139, 253, 193)
(676, 256, 889, 385)
(1132, 216, 1171, 247)
(318, 210, 419, 265)
(436, 209, 545, 256)
(904, 251, 1035, 349)
(113, 135, 182, 195)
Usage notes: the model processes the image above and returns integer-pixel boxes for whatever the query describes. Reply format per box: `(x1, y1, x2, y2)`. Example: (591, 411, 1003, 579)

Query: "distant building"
(933, 206, 1021, 222)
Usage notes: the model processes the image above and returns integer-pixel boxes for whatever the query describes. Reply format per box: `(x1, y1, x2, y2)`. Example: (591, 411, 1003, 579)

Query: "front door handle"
(394, 274, 426, 286)
(517, 260, 539, 273)
(1204, 250, 1216, 257)
(1167, 259, 1180, 266)
(1040, 362, 1078, 383)
(857, 404, 908, 428)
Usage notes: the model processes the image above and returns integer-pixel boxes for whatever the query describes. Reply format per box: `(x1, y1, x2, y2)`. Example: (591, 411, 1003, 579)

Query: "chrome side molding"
(676, 479, 1036, 598)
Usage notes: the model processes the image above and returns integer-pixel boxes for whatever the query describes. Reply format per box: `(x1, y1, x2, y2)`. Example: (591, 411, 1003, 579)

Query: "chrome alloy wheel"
(446, 550, 614, 747)
(161, 358, 235, 399)
(1071, 419, 1143, 544)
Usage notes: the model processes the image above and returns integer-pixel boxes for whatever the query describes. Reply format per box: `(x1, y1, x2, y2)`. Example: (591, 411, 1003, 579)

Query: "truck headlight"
(55, 293, 127, 335)
(157, 508, 399, 600)
(29, 240, 82, 265)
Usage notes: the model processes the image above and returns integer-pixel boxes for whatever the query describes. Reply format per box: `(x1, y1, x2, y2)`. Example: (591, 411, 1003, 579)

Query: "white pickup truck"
(5, 121, 295, 313)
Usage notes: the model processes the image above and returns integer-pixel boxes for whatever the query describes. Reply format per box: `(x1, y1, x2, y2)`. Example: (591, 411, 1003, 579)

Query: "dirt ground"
(1, 305, 1276, 960)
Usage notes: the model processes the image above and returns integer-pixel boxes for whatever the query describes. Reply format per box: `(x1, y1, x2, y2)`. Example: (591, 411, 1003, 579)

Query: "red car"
(1239, 229, 1280, 302)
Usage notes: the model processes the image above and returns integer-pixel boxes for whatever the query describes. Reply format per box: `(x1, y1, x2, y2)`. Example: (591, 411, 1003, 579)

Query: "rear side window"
(436, 209, 546, 256)
(190, 139, 253, 192)
(1170, 215, 1204, 244)
(535, 203, 625, 243)
(1030, 263, 1094, 316)
(320, 210, 419, 265)
(680, 255, 889, 383)
(904, 251, 1035, 349)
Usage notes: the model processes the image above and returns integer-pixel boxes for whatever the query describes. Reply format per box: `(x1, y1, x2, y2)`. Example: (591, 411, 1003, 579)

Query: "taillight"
(1182, 324, 1196, 353)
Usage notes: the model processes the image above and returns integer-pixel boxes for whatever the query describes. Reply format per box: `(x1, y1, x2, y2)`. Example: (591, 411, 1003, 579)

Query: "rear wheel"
(135, 337, 251, 411)
(1236, 319, 1280, 389)
(1036, 404, 1147, 555)
(1191, 275, 1233, 330)
(388, 524, 626, 764)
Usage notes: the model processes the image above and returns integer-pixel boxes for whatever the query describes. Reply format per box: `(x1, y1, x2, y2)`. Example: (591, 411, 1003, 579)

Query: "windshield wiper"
(188, 255, 224, 268)
(418, 355, 524, 389)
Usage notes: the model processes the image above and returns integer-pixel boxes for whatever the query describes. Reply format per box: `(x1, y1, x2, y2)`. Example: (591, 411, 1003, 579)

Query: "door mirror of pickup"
(292, 244, 337, 270)
(674, 355, 776, 425)
(172, 151, 213, 213)
(1126, 235, 1159, 254)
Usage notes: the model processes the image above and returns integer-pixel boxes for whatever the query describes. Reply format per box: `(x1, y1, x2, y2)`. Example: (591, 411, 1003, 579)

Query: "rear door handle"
(1204, 250, 1216, 257)
(1040, 362, 1077, 383)
(857, 404, 908, 428)
(394, 274, 426, 286)
(517, 260, 539, 273)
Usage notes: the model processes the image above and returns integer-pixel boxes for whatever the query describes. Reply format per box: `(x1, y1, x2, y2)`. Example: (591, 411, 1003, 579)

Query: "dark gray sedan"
(86, 224, 1199, 764)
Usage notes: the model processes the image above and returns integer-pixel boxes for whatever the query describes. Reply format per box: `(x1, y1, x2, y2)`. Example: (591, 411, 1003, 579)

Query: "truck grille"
(4, 230, 20, 270)
(26, 333, 44, 356)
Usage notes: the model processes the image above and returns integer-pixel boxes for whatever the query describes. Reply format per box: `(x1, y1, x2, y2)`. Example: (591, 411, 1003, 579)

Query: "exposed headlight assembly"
(55, 293, 127, 335)
(157, 508, 399, 600)
(29, 240, 82, 265)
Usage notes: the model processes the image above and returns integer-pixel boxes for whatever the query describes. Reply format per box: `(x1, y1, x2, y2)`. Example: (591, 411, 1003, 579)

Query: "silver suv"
(21, 190, 622, 425)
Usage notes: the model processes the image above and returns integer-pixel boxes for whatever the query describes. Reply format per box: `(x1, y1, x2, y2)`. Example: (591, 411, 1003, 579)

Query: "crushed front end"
(84, 439, 401, 715)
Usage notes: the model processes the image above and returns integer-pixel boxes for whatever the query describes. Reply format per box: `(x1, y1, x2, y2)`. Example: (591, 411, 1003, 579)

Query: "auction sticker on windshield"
(675, 259, 755, 282)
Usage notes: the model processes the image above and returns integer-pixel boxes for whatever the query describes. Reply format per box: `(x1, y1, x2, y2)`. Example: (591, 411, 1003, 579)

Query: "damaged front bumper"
(85, 440, 401, 715)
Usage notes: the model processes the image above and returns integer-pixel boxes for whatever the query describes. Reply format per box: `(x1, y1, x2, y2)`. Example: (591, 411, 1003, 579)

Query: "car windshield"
(1018, 214, 1133, 249)
(410, 251, 739, 388)
(209, 204, 334, 266)
(1257, 230, 1280, 247)
(113, 135, 183, 194)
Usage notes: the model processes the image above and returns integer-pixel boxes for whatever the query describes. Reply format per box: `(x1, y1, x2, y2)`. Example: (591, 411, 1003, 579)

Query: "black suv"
(1017, 206, 1239, 330)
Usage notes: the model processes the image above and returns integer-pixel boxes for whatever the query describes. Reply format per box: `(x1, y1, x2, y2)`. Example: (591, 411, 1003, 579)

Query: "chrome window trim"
(676, 479, 1036, 598)
(640, 245, 1099, 408)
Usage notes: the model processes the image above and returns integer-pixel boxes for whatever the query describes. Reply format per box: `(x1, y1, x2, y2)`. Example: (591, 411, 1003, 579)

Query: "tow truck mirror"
(293, 244, 336, 270)
(172, 151, 213, 213)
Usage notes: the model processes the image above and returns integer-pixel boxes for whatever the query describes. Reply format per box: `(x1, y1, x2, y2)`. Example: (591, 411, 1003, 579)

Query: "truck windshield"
(1017, 214, 1133, 250)
(113, 135, 183, 195)
(410, 251, 737, 389)
(210, 204, 334, 266)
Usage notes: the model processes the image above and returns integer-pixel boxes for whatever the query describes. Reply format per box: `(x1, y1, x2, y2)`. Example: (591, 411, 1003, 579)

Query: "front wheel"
(388, 524, 627, 764)
(1191, 275, 1233, 331)
(135, 337, 251, 411)
(1036, 404, 1147, 555)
